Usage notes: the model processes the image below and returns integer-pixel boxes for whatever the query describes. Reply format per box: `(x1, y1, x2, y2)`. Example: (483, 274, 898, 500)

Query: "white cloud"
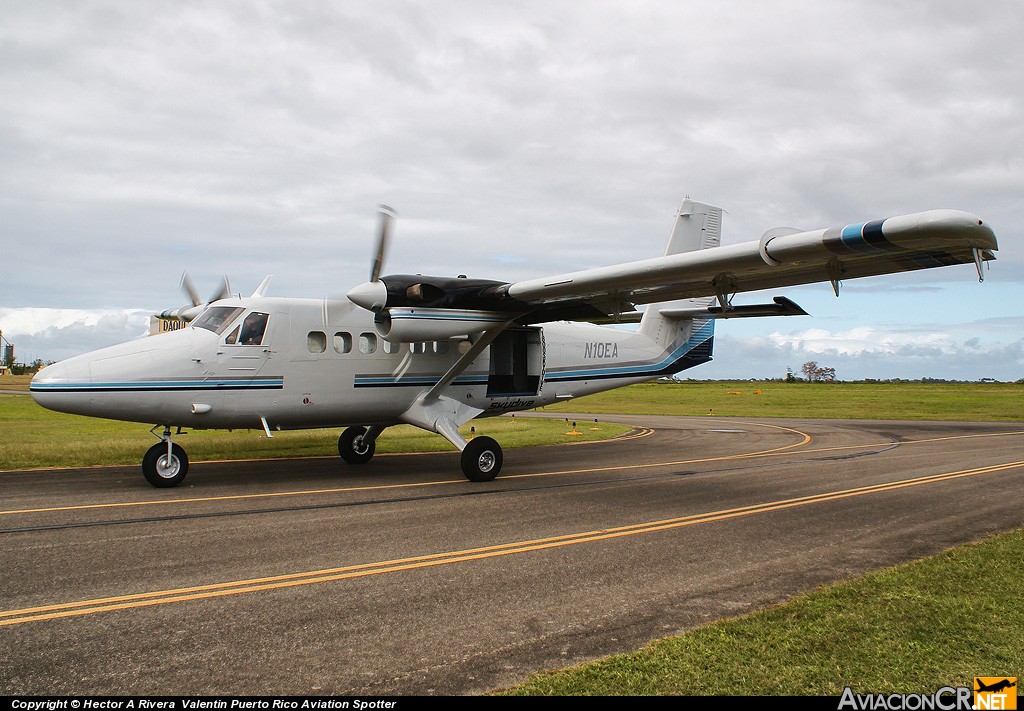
(697, 330, 1024, 382)
(768, 327, 958, 357)
(0, 307, 151, 363)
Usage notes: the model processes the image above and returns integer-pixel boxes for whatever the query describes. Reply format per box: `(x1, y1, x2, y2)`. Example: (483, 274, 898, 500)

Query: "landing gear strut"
(142, 427, 189, 487)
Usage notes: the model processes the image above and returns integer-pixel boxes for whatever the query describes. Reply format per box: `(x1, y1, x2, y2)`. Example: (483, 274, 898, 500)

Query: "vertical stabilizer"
(638, 199, 721, 350)
(661, 198, 722, 256)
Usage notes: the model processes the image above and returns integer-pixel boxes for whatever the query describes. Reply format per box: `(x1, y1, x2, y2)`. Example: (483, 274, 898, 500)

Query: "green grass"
(503, 529, 1024, 695)
(4, 379, 1020, 469)
(0, 394, 629, 470)
(543, 380, 1024, 421)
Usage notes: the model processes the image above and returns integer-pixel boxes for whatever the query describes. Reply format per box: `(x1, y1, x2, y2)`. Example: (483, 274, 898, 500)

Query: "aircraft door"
(218, 310, 276, 378)
(486, 327, 544, 397)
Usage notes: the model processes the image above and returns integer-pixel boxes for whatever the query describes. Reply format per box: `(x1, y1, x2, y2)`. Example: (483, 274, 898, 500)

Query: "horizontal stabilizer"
(579, 312, 644, 325)
(659, 296, 809, 320)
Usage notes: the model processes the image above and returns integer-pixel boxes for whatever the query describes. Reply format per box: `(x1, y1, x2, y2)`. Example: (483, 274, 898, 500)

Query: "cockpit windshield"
(192, 306, 245, 335)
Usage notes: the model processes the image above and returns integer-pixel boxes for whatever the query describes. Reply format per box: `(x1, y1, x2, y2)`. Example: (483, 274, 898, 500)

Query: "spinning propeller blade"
(180, 272, 202, 308)
(370, 204, 396, 283)
(163, 273, 235, 321)
(348, 205, 396, 312)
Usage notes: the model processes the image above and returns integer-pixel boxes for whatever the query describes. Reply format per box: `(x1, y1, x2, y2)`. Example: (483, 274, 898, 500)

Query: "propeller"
(160, 273, 234, 320)
(348, 205, 396, 312)
(371, 204, 396, 283)
(181, 272, 202, 308)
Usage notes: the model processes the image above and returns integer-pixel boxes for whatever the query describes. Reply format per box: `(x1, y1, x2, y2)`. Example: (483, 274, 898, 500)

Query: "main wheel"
(338, 426, 375, 464)
(461, 436, 502, 482)
(142, 442, 189, 488)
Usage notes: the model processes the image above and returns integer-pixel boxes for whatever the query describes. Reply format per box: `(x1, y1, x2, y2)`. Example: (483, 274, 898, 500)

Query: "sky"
(2, 1, 1022, 381)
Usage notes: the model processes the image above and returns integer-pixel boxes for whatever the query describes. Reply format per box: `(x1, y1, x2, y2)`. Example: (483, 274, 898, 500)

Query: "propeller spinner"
(348, 205, 396, 312)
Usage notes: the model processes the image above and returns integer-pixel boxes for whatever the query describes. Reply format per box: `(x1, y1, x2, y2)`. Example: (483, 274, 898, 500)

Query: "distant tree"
(800, 361, 818, 382)
(815, 366, 836, 382)
(800, 361, 836, 382)
(785, 366, 797, 383)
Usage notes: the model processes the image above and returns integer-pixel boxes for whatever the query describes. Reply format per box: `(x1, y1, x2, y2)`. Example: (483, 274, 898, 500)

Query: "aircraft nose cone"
(347, 280, 388, 311)
(29, 360, 76, 411)
(30, 360, 70, 388)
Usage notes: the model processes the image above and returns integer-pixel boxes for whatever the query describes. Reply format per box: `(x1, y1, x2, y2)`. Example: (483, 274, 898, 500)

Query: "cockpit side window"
(193, 306, 245, 335)
(238, 312, 270, 345)
(224, 325, 240, 345)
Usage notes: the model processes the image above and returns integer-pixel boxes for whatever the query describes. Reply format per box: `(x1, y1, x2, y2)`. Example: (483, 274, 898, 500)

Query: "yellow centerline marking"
(3, 457, 1022, 627)
(0, 427, 656, 517)
(4, 426, 1023, 518)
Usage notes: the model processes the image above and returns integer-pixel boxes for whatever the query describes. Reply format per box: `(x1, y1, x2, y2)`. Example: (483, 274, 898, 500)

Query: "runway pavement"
(2, 414, 1023, 695)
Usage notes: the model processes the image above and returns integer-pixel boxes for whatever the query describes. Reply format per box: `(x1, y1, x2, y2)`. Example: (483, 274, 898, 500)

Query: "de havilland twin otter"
(30, 199, 998, 487)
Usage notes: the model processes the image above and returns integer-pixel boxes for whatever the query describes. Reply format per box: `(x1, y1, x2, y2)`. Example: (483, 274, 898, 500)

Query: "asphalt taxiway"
(2, 415, 1022, 695)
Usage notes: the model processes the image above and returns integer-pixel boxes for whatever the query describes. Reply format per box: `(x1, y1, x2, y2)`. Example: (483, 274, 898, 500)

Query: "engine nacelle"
(374, 308, 509, 343)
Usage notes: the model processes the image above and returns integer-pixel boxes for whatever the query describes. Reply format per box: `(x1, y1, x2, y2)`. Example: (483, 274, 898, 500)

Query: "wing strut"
(400, 322, 514, 454)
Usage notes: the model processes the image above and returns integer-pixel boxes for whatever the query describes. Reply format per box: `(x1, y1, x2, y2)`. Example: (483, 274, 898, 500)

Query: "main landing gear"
(337, 425, 503, 482)
(460, 436, 502, 482)
(142, 426, 189, 488)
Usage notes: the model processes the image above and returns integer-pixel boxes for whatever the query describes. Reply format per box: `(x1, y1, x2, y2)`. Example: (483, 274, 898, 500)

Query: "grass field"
(6, 378, 1019, 470)
(543, 379, 1024, 421)
(0, 390, 629, 470)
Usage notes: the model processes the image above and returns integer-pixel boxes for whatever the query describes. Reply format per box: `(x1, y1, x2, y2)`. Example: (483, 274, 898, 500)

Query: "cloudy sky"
(2, 1, 1022, 380)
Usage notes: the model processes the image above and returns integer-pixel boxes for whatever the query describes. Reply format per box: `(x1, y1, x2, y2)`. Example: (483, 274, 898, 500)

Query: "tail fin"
(660, 198, 722, 256)
(638, 199, 721, 353)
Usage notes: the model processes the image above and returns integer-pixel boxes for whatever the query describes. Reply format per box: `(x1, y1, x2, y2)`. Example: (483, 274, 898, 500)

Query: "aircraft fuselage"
(30, 296, 706, 433)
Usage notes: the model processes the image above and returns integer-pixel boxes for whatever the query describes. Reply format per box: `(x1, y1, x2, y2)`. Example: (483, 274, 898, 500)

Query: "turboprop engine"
(345, 207, 529, 340)
(373, 306, 511, 343)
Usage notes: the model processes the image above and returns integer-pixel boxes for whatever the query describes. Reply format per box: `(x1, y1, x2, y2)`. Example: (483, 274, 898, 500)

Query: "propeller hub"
(347, 280, 389, 312)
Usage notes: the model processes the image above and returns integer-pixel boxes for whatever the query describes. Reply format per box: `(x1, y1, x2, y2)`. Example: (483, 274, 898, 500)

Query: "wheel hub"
(477, 450, 496, 473)
(353, 436, 370, 455)
(156, 455, 180, 479)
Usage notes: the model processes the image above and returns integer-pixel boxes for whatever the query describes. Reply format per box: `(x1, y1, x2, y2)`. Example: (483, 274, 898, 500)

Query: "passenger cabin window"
(238, 312, 270, 345)
(359, 333, 377, 354)
(193, 306, 244, 335)
(434, 341, 449, 355)
(334, 332, 353, 354)
(307, 331, 327, 353)
(383, 340, 399, 354)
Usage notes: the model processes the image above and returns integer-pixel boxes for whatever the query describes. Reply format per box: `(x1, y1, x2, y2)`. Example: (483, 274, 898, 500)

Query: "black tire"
(142, 442, 189, 488)
(461, 436, 502, 482)
(338, 426, 375, 464)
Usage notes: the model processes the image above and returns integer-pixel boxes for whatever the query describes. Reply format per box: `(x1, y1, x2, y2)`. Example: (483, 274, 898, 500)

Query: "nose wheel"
(142, 440, 189, 487)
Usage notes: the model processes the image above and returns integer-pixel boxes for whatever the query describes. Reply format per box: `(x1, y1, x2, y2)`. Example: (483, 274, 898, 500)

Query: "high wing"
(346, 201, 997, 328)
(504, 204, 998, 321)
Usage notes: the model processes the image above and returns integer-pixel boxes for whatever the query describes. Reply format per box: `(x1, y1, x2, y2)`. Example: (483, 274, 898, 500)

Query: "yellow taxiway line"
(3, 457, 1022, 627)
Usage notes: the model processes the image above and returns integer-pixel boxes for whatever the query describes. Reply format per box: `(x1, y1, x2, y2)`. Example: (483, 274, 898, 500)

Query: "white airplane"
(30, 199, 998, 487)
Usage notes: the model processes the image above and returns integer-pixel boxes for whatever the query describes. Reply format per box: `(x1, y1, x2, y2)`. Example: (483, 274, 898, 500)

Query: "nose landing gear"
(142, 426, 190, 487)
